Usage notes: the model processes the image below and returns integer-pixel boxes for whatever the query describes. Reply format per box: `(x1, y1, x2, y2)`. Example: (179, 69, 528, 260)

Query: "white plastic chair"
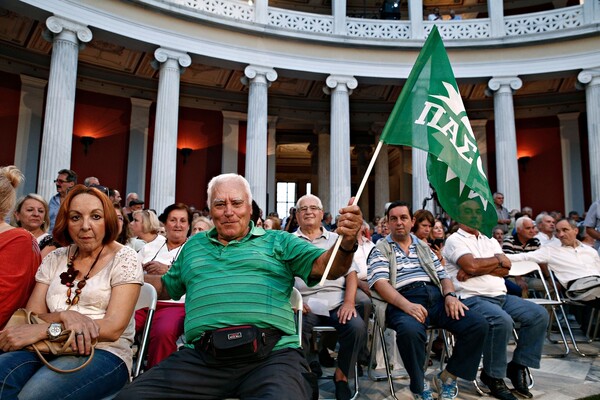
(132, 282, 158, 379)
(290, 287, 303, 347)
(509, 261, 584, 357)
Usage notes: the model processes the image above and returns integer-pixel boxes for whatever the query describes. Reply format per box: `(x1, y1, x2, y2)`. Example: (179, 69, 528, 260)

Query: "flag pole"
(318, 140, 385, 286)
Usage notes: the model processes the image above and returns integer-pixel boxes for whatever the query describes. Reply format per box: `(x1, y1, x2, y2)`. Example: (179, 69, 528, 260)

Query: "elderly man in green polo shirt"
(117, 173, 363, 400)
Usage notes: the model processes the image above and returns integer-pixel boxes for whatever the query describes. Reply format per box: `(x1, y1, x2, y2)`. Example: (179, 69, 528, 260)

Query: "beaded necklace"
(59, 245, 105, 305)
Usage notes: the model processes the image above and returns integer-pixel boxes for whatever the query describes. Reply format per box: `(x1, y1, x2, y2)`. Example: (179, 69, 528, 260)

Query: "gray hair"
(535, 212, 549, 226)
(206, 174, 253, 208)
(515, 216, 533, 231)
(296, 194, 323, 210)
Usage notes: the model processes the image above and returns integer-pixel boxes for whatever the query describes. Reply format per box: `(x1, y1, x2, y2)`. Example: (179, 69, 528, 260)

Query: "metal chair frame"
(311, 325, 360, 400)
(367, 304, 453, 400)
(132, 282, 158, 379)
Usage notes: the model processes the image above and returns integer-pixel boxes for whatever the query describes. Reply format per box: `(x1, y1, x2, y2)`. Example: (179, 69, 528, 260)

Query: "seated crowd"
(1, 165, 599, 400)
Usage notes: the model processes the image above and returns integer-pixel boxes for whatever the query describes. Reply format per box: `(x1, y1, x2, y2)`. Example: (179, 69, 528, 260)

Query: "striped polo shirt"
(367, 234, 446, 290)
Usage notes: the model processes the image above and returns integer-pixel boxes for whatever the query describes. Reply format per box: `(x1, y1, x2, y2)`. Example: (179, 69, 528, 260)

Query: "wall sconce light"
(518, 156, 531, 171)
(180, 147, 193, 164)
(80, 136, 95, 155)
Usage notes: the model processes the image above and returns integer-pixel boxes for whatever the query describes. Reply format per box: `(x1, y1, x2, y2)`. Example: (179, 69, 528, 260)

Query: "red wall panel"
(516, 117, 564, 216)
(486, 117, 564, 216)
(174, 107, 223, 210)
(71, 89, 131, 194)
(0, 71, 21, 166)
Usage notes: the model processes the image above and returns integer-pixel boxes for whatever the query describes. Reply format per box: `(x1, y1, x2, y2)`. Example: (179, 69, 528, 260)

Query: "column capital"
(487, 76, 522, 94)
(45, 16, 92, 43)
(153, 48, 192, 69)
(578, 68, 600, 86)
(242, 65, 278, 85)
(323, 75, 358, 95)
(313, 123, 329, 135)
(20, 75, 47, 89)
(557, 112, 581, 122)
(130, 97, 153, 108)
(221, 110, 247, 121)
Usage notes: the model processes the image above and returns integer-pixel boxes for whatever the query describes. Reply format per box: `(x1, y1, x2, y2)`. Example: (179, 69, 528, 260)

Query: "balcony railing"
(144, 0, 599, 46)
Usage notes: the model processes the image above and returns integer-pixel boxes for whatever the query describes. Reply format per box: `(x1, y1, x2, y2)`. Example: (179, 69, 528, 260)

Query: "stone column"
(408, 0, 424, 40)
(374, 127, 390, 218)
(558, 112, 584, 214)
(221, 111, 246, 174)
(126, 98, 152, 199)
(149, 48, 191, 214)
(317, 129, 331, 213)
(578, 68, 600, 201)
(412, 148, 432, 211)
(488, 76, 523, 211)
(332, 0, 347, 35)
(267, 116, 278, 215)
(354, 144, 372, 221)
(37, 16, 92, 201)
(14, 75, 47, 196)
(488, 0, 505, 38)
(242, 65, 278, 214)
(324, 75, 357, 216)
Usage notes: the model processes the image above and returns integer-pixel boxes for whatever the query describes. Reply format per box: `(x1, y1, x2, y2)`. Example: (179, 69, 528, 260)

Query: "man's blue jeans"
(385, 284, 488, 394)
(462, 294, 549, 379)
(0, 349, 128, 399)
(302, 303, 367, 379)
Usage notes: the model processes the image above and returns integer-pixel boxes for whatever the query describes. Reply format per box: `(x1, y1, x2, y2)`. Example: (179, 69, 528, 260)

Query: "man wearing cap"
(127, 199, 145, 222)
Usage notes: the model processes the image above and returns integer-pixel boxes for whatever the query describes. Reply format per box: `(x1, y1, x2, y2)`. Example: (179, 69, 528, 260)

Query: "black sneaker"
(480, 370, 518, 400)
(507, 362, 533, 398)
(319, 348, 336, 367)
(333, 378, 352, 400)
(309, 361, 323, 378)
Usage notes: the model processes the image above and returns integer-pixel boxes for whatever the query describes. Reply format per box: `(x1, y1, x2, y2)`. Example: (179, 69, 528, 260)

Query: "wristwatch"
(444, 292, 457, 299)
(47, 323, 63, 340)
(339, 241, 359, 254)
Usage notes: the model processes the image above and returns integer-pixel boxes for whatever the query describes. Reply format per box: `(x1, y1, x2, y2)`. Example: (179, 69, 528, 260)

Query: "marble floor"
(317, 329, 600, 400)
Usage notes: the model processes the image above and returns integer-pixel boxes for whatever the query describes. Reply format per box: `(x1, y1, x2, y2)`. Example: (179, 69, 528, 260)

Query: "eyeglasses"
(298, 205, 322, 213)
(54, 179, 68, 184)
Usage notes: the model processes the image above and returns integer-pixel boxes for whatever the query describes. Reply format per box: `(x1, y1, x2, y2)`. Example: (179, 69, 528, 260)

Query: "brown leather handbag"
(5, 308, 97, 373)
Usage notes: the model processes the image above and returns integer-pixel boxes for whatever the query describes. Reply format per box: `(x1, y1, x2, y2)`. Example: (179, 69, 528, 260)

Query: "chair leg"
(557, 305, 588, 356)
(377, 324, 398, 399)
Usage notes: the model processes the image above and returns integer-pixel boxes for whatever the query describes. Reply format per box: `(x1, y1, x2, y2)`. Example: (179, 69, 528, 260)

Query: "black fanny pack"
(195, 325, 283, 362)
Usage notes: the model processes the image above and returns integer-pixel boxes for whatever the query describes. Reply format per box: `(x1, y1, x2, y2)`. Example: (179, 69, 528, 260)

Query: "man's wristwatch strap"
(339, 241, 359, 254)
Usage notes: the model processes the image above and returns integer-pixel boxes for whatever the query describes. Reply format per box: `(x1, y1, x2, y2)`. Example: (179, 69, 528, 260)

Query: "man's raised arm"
(310, 200, 362, 280)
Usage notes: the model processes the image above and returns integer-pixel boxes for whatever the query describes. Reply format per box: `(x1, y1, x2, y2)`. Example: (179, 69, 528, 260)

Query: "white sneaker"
(433, 372, 459, 400)
(413, 381, 434, 400)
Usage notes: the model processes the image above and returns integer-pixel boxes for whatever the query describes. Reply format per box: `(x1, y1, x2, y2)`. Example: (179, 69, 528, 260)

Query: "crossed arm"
(455, 253, 511, 282)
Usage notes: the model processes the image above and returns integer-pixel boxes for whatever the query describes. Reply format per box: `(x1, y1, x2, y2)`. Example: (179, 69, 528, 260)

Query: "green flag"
(380, 26, 496, 236)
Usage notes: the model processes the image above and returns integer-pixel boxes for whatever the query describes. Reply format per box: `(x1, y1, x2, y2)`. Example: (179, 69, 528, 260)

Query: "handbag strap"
(23, 308, 98, 374)
(29, 340, 96, 374)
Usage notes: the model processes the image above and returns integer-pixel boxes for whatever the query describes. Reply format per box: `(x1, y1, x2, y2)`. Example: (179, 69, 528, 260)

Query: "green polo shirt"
(162, 223, 325, 350)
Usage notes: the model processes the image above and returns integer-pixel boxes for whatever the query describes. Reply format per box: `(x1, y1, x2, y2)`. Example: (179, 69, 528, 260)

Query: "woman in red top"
(0, 165, 41, 329)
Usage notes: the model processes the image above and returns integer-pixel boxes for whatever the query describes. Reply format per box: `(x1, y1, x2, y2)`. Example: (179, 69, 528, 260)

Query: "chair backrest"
(290, 287, 303, 347)
(132, 282, 158, 379)
(508, 261, 554, 301)
(136, 282, 158, 311)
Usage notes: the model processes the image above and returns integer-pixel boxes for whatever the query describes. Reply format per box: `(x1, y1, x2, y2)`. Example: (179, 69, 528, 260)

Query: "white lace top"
(36, 245, 144, 372)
